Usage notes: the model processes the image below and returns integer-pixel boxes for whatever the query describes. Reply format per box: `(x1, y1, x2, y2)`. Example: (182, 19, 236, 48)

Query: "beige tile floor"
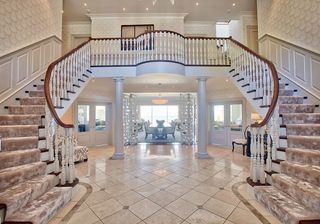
(49, 144, 282, 224)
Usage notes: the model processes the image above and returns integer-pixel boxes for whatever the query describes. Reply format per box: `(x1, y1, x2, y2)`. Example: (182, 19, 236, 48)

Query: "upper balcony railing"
(44, 30, 279, 186)
(91, 30, 230, 66)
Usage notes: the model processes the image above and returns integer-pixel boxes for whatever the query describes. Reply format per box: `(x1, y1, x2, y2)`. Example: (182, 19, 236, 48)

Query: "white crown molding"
(184, 21, 215, 25)
(87, 13, 188, 19)
(63, 21, 92, 26)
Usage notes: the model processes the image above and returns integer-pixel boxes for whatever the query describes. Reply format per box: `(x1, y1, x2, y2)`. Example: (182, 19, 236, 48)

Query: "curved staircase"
(254, 82, 320, 224)
(0, 83, 72, 224)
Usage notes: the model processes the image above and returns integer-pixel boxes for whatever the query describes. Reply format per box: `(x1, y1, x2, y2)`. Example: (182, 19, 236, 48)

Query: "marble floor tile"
(85, 190, 112, 207)
(90, 198, 123, 219)
(203, 198, 236, 219)
(101, 209, 141, 224)
(165, 198, 198, 219)
(193, 184, 220, 196)
(115, 190, 145, 206)
(186, 209, 225, 224)
(144, 209, 183, 224)
(181, 190, 211, 206)
(147, 190, 178, 207)
(213, 190, 240, 206)
(129, 198, 161, 220)
(135, 183, 161, 197)
(228, 207, 263, 224)
(67, 208, 100, 224)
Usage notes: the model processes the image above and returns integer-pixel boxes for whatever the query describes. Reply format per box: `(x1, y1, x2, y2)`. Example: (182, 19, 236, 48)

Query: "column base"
(110, 152, 125, 160)
(195, 152, 212, 159)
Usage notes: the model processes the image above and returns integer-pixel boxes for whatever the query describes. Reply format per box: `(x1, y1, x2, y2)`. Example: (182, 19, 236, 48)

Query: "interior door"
(246, 25, 259, 53)
(210, 104, 227, 145)
(209, 102, 244, 146)
(76, 102, 112, 147)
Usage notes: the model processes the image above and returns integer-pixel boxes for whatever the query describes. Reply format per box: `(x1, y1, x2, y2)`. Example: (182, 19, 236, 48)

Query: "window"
(140, 105, 179, 126)
(230, 104, 243, 131)
(78, 105, 90, 132)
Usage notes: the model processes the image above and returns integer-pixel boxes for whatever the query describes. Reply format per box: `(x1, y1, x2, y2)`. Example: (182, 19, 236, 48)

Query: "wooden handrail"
(44, 38, 91, 128)
(229, 38, 279, 128)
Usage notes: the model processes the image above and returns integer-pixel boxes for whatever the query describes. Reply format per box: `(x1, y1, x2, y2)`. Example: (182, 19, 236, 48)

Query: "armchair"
(144, 121, 156, 139)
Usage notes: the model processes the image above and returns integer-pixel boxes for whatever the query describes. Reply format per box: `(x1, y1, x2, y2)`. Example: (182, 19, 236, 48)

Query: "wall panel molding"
(0, 37, 61, 103)
(260, 35, 320, 99)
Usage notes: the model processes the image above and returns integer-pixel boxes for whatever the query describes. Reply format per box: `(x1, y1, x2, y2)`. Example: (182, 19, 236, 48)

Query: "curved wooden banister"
(44, 38, 91, 128)
(229, 38, 279, 128)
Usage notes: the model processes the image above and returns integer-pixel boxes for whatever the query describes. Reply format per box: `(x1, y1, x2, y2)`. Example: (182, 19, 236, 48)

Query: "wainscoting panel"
(0, 60, 13, 95)
(0, 36, 61, 103)
(31, 47, 41, 76)
(260, 35, 320, 99)
(280, 46, 290, 73)
(293, 51, 306, 83)
(311, 57, 320, 92)
(17, 53, 28, 84)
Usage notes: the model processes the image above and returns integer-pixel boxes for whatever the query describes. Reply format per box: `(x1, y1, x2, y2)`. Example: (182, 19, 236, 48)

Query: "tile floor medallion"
(48, 144, 282, 224)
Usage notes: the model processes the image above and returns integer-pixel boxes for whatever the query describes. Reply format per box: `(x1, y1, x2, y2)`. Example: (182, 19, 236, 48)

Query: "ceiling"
(63, 0, 257, 22)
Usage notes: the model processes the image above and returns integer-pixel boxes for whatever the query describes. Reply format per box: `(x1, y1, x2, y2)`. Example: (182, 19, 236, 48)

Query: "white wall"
(184, 22, 215, 37)
(62, 22, 91, 53)
(89, 14, 186, 38)
(0, 0, 63, 57)
(228, 14, 257, 44)
(257, 0, 320, 54)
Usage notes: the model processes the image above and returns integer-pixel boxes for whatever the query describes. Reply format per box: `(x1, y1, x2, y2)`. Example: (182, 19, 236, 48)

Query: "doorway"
(209, 101, 244, 146)
(76, 102, 112, 147)
(246, 25, 259, 53)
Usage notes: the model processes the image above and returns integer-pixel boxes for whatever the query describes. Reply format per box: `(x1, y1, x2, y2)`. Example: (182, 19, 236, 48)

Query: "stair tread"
(6, 187, 72, 224)
(286, 148, 320, 166)
(272, 174, 320, 213)
(0, 162, 46, 191)
(0, 148, 40, 169)
(1, 136, 39, 141)
(0, 175, 59, 217)
(254, 186, 320, 223)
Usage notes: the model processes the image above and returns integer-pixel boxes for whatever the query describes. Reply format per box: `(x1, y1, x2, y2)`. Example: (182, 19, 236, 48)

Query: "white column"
(196, 77, 210, 159)
(112, 77, 125, 160)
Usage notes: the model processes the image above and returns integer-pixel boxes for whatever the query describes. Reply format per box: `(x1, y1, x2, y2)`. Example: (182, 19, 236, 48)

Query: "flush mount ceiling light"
(152, 0, 174, 6)
(152, 94, 169, 105)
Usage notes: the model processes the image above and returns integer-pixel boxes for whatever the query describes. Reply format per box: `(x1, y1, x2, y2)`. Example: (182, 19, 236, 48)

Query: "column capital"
(113, 77, 124, 82)
(197, 77, 207, 82)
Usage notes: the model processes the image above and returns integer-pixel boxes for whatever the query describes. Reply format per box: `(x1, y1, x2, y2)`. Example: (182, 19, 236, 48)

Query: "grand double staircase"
(0, 30, 319, 223)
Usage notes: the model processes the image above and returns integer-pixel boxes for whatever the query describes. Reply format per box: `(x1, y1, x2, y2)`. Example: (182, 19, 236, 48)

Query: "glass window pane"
(230, 104, 242, 131)
(213, 105, 224, 130)
(96, 105, 106, 131)
(78, 105, 90, 132)
(139, 105, 179, 126)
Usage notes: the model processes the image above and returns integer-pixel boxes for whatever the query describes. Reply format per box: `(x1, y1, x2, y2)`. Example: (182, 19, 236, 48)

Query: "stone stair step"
(254, 186, 320, 224)
(0, 125, 39, 138)
(1, 136, 39, 151)
(19, 97, 45, 105)
(0, 162, 46, 191)
(0, 149, 40, 170)
(272, 174, 320, 213)
(28, 90, 44, 97)
(0, 175, 59, 217)
(5, 187, 72, 224)
(7, 105, 45, 115)
(279, 104, 315, 113)
(287, 135, 320, 150)
(281, 161, 320, 187)
(286, 148, 320, 166)
(279, 96, 304, 104)
(0, 115, 43, 125)
(281, 113, 320, 124)
(285, 124, 320, 136)
(279, 89, 295, 96)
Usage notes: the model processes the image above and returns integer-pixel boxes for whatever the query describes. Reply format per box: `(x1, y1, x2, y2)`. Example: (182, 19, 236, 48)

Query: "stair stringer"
(54, 73, 92, 118)
(229, 75, 268, 119)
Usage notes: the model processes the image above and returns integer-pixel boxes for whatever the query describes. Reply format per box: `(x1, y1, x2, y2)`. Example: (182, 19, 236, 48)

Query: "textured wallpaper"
(257, 0, 320, 54)
(0, 0, 63, 57)
(90, 16, 185, 38)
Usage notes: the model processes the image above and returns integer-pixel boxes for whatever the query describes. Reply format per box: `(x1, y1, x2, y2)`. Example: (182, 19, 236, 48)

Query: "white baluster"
(164, 32, 167, 60)
(68, 128, 75, 183)
(155, 32, 158, 61)
(151, 32, 154, 61)
(259, 127, 265, 184)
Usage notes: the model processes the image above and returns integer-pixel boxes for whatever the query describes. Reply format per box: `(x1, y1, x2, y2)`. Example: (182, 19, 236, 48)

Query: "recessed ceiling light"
(123, 7, 126, 11)
(232, 3, 236, 7)
(196, 2, 199, 6)
(146, 7, 149, 11)
(83, 2, 87, 7)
